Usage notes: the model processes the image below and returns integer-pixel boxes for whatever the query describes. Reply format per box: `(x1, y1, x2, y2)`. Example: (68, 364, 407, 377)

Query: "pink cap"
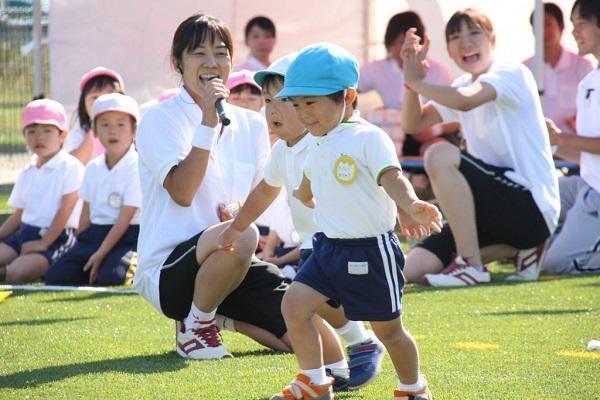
(226, 69, 262, 92)
(158, 87, 181, 102)
(92, 93, 139, 122)
(80, 66, 124, 92)
(23, 99, 68, 131)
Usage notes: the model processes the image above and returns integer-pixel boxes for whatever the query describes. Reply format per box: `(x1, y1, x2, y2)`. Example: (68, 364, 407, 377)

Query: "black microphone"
(206, 76, 231, 126)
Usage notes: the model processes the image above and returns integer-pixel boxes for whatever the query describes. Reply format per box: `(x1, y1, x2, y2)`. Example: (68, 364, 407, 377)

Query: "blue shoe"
(347, 338, 385, 389)
(325, 368, 350, 392)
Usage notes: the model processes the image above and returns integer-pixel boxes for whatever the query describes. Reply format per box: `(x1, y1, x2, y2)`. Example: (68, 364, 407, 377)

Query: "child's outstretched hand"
(83, 251, 105, 284)
(407, 200, 443, 237)
(218, 225, 241, 252)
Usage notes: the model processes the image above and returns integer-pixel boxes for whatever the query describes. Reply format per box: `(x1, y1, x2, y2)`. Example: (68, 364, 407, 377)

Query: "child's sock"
(335, 321, 371, 346)
(324, 359, 349, 379)
(184, 302, 216, 329)
(301, 367, 328, 385)
(397, 375, 427, 392)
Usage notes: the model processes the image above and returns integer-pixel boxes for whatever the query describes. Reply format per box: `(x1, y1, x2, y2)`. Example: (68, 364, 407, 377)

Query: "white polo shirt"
(431, 60, 560, 232)
(576, 68, 600, 193)
(263, 134, 317, 249)
(359, 57, 453, 110)
(134, 88, 269, 312)
(524, 48, 594, 132)
(65, 126, 105, 159)
(8, 149, 84, 229)
(79, 146, 142, 225)
(304, 119, 400, 239)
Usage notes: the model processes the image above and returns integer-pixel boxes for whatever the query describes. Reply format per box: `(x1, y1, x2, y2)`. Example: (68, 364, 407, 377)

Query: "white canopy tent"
(47, 0, 584, 116)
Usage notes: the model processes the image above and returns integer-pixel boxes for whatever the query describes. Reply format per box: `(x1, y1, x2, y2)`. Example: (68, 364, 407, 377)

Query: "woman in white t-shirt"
(135, 13, 268, 360)
(400, 8, 560, 286)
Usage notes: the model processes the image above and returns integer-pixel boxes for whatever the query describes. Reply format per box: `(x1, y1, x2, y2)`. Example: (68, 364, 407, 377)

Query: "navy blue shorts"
(45, 224, 139, 286)
(2, 223, 75, 263)
(294, 231, 405, 321)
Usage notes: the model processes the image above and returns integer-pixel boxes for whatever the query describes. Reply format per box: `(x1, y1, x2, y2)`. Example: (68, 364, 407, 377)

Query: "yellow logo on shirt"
(334, 155, 358, 185)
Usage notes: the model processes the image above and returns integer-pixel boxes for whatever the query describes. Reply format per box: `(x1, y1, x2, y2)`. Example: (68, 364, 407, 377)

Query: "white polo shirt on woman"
(134, 88, 269, 313)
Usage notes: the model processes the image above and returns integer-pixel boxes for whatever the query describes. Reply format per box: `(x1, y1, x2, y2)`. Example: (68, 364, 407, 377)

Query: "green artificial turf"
(1, 269, 598, 399)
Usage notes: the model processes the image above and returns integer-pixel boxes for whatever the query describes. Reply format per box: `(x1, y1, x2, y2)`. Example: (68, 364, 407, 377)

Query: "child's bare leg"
(371, 317, 419, 385)
(5, 254, 49, 283)
(313, 315, 345, 365)
(0, 243, 18, 280)
(281, 281, 329, 370)
(316, 302, 347, 329)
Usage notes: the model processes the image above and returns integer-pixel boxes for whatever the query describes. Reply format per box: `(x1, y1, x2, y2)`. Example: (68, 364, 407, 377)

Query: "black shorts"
(159, 231, 205, 321)
(218, 259, 290, 338)
(159, 232, 288, 337)
(418, 152, 550, 267)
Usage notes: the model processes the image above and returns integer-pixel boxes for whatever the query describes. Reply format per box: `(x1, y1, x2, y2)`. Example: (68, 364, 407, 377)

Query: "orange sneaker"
(393, 387, 432, 400)
(271, 373, 334, 400)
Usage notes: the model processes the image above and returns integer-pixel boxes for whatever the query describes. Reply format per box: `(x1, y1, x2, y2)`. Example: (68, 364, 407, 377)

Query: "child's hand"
(83, 251, 105, 284)
(292, 188, 315, 208)
(218, 201, 242, 222)
(397, 209, 425, 240)
(407, 200, 443, 236)
(21, 240, 48, 255)
(218, 225, 241, 252)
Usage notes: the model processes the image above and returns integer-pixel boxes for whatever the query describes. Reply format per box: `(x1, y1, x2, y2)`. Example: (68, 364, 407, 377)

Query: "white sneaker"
(176, 320, 233, 360)
(422, 257, 490, 287)
(506, 245, 544, 282)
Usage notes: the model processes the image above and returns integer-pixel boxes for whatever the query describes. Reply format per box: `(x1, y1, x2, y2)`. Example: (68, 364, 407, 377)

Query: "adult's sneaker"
(271, 373, 333, 400)
(176, 320, 233, 360)
(422, 256, 490, 287)
(393, 387, 433, 400)
(347, 337, 385, 389)
(505, 244, 545, 282)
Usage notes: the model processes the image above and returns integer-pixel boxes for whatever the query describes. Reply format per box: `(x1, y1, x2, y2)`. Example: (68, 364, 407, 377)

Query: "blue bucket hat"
(254, 52, 299, 87)
(275, 42, 359, 98)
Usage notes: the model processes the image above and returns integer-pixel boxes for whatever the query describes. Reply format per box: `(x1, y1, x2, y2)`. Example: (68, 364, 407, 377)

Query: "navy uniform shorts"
(294, 231, 405, 321)
(3, 223, 75, 263)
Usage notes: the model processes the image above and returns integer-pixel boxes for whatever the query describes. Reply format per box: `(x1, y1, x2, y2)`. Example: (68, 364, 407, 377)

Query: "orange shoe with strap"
(271, 373, 334, 400)
(393, 387, 432, 400)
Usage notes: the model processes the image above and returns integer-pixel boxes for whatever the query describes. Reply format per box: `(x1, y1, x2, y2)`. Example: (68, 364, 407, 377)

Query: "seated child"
(226, 69, 264, 112)
(66, 66, 125, 164)
(46, 93, 141, 286)
(0, 99, 83, 282)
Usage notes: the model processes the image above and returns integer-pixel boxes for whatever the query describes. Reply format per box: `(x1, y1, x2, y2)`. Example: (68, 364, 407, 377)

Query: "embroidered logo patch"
(334, 154, 358, 184)
(108, 192, 123, 209)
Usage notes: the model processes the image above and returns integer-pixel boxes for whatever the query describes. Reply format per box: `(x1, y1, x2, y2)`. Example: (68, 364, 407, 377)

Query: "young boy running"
(221, 43, 441, 400)
(220, 52, 387, 391)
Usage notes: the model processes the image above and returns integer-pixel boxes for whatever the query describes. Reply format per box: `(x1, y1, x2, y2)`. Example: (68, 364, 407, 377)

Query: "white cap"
(253, 52, 299, 87)
(92, 93, 139, 122)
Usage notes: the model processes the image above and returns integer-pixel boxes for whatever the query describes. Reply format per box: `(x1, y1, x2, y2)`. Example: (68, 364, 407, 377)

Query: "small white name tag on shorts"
(348, 261, 369, 275)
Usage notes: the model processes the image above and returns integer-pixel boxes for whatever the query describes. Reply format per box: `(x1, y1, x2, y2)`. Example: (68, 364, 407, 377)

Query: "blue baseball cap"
(275, 42, 359, 98)
(254, 52, 299, 87)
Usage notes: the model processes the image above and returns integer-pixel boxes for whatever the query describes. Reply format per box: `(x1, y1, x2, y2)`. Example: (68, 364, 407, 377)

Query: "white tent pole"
(33, 0, 43, 97)
(533, 0, 544, 94)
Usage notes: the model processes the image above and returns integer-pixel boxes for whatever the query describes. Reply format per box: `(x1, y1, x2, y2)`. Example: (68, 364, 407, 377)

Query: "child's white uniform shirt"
(303, 119, 401, 239)
(8, 149, 84, 229)
(431, 60, 560, 233)
(80, 145, 142, 225)
(263, 134, 318, 249)
(575, 68, 600, 194)
(135, 88, 269, 312)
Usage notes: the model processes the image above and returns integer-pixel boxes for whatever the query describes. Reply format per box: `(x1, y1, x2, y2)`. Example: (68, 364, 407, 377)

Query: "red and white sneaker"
(505, 244, 545, 282)
(422, 256, 490, 287)
(176, 320, 233, 360)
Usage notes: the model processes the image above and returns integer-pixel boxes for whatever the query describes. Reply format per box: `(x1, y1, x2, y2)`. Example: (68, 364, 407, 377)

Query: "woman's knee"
(423, 142, 460, 177)
(403, 247, 444, 283)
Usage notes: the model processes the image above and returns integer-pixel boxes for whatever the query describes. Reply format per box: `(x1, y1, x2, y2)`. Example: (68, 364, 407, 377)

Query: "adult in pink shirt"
(359, 11, 456, 156)
(523, 2, 594, 133)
